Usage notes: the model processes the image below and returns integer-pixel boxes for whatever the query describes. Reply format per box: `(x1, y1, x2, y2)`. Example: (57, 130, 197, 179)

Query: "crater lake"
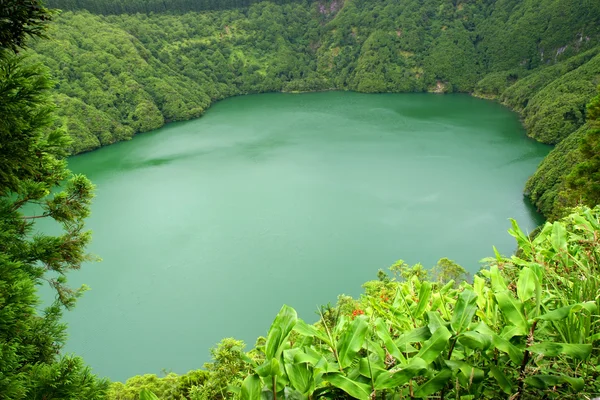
(49, 92, 550, 380)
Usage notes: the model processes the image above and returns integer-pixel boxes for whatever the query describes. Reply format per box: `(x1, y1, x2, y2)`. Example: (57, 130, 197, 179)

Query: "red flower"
(351, 309, 365, 319)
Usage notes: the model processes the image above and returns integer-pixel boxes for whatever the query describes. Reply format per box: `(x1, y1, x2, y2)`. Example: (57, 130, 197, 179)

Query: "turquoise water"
(51, 92, 548, 380)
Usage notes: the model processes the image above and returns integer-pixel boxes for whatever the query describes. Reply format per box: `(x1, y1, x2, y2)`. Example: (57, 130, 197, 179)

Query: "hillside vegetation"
(27, 0, 600, 218)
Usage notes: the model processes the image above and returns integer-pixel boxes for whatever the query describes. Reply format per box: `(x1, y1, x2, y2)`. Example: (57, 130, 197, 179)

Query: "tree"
(0, 1, 108, 398)
(432, 257, 468, 286)
(0, 0, 55, 52)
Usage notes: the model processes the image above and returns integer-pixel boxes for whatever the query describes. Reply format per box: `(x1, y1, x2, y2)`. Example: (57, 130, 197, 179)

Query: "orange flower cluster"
(351, 309, 365, 319)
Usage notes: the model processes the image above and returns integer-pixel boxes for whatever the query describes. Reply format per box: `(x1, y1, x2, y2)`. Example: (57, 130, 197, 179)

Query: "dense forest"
(1, 0, 600, 399)
(46, 0, 312, 14)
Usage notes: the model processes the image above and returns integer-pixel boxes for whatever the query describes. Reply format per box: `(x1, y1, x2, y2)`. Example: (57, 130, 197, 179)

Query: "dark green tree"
(0, 0, 55, 51)
(0, 1, 108, 398)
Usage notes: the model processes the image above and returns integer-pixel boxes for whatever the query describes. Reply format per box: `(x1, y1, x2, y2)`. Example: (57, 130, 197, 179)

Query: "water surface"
(55, 92, 549, 380)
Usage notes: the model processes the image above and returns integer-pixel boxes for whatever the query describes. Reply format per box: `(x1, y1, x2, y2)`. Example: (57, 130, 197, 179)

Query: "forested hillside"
(26, 0, 600, 218)
(46, 0, 312, 14)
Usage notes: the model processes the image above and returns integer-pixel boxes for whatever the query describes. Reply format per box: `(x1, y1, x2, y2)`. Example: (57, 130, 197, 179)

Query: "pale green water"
(54, 92, 549, 380)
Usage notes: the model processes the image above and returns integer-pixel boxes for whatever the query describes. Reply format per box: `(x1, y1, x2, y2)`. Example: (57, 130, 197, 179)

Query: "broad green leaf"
(256, 358, 281, 378)
(414, 281, 432, 318)
(457, 331, 491, 351)
(290, 351, 319, 365)
(489, 266, 507, 293)
(495, 291, 528, 331)
(313, 356, 339, 373)
(284, 360, 314, 394)
(139, 389, 160, 400)
(474, 321, 494, 336)
(370, 340, 387, 362)
(536, 302, 597, 321)
(375, 319, 406, 363)
(271, 358, 281, 377)
(265, 305, 298, 360)
(491, 334, 523, 365)
(499, 324, 527, 340)
(427, 311, 446, 334)
(396, 326, 430, 349)
(451, 289, 478, 334)
(283, 348, 300, 363)
(516, 267, 537, 304)
(508, 219, 532, 256)
(293, 319, 330, 345)
(283, 387, 307, 400)
(550, 221, 567, 254)
(510, 255, 533, 267)
(358, 356, 386, 379)
(374, 357, 428, 389)
(445, 360, 485, 384)
(525, 375, 584, 391)
(430, 292, 443, 313)
(322, 372, 371, 400)
(473, 275, 487, 308)
(241, 375, 262, 400)
(582, 208, 600, 229)
(256, 359, 272, 377)
(414, 368, 452, 397)
(336, 315, 368, 369)
(531, 222, 552, 247)
(416, 325, 451, 363)
(489, 366, 512, 394)
(528, 342, 592, 359)
(439, 280, 455, 295)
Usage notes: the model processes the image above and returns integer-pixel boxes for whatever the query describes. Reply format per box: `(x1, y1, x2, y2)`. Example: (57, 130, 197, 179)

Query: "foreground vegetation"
(108, 206, 600, 400)
(2, 1, 600, 399)
(0, 2, 108, 398)
(25, 0, 600, 219)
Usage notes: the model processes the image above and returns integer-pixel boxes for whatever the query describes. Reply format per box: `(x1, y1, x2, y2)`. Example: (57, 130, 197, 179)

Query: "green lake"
(55, 92, 549, 380)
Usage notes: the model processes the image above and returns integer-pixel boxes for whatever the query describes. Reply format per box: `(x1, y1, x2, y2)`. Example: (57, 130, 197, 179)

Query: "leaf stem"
(516, 320, 537, 400)
(318, 308, 343, 372)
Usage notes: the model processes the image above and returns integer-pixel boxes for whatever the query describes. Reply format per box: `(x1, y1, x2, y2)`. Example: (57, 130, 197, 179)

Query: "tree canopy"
(0, 1, 107, 398)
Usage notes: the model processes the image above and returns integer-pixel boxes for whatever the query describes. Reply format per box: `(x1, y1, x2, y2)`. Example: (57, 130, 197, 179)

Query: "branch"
(21, 213, 50, 220)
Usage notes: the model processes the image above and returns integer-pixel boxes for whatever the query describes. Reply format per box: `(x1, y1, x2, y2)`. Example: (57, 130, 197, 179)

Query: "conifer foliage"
(0, 2, 107, 398)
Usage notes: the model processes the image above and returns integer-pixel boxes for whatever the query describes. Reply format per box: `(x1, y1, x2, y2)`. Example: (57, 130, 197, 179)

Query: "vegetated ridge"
(29, 0, 600, 219)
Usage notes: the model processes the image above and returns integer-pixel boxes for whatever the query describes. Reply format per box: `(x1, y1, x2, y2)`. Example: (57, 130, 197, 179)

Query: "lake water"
(54, 92, 549, 380)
